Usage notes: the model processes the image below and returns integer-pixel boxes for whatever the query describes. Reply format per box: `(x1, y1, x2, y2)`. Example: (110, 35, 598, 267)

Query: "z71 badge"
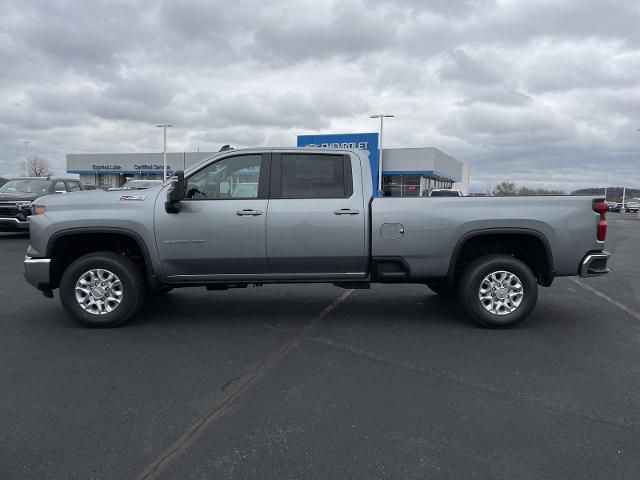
(119, 195, 146, 201)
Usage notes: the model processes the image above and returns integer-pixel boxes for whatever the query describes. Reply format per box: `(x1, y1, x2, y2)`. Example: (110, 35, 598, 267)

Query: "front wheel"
(458, 254, 538, 328)
(59, 251, 145, 327)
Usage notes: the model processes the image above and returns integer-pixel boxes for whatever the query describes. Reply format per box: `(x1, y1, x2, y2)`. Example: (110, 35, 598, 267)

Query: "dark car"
(0, 177, 84, 232)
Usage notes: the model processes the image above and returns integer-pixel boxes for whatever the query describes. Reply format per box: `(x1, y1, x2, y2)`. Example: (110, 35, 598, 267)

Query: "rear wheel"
(458, 254, 538, 328)
(59, 251, 145, 327)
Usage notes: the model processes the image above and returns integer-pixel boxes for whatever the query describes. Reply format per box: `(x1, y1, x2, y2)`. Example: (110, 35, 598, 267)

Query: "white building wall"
(382, 147, 464, 181)
(453, 163, 470, 195)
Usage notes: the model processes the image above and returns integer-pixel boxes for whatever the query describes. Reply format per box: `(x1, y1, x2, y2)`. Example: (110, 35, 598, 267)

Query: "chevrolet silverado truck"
(23, 147, 610, 328)
(0, 177, 85, 232)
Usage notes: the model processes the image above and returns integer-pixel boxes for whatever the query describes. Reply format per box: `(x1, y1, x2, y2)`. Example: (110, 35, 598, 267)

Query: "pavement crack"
(570, 277, 640, 322)
(221, 371, 248, 392)
(134, 289, 353, 480)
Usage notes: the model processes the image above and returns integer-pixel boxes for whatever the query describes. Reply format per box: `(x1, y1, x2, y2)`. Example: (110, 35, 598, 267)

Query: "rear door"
(154, 152, 270, 278)
(266, 152, 367, 277)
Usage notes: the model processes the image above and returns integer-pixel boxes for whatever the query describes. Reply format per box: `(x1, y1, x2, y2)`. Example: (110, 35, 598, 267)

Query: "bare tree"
(493, 181, 517, 196)
(494, 181, 565, 196)
(23, 156, 53, 177)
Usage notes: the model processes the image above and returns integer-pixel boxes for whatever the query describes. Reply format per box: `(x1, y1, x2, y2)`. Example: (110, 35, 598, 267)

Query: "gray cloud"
(0, 0, 639, 191)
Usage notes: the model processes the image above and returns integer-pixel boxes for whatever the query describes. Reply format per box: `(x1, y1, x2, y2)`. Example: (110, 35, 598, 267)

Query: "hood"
(0, 192, 41, 202)
(34, 186, 165, 208)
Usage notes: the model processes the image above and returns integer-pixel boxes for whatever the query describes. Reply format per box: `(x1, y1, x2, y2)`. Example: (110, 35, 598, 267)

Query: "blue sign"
(297, 132, 379, 196)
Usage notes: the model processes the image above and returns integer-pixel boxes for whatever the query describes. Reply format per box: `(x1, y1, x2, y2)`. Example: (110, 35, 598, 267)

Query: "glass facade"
(382, 174, 453, 197)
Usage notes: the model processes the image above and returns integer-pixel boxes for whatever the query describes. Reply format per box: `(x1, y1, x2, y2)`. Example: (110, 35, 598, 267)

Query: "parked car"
(24, 147, 609, 329)
(610, 203, 634, 213)
(429, 189, 464, 197)
(108, 180, 163, 191)
(0, 177, 84, 232)
(626, 201, 640, 213)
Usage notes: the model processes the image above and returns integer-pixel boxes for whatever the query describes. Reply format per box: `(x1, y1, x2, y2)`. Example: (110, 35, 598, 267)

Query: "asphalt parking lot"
(1, 214, 640, 480)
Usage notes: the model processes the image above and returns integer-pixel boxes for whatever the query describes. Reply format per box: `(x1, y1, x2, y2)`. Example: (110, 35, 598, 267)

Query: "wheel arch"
(447, 228, 555, 287)
(46, 227, 155, 289)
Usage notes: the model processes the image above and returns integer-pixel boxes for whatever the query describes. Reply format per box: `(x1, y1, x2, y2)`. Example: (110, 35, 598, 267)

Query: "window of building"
(280, 154, 349, 199)
(382, 174, 421, 197)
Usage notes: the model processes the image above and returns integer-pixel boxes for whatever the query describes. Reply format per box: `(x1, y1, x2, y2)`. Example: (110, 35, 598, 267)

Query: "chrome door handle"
(236, 209, 263, 216)
(334, 208, 360, 215)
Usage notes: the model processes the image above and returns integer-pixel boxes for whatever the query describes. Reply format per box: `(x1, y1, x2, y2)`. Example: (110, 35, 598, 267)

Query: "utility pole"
(157, 124, 172, 181)
(369, 114, 394, 197)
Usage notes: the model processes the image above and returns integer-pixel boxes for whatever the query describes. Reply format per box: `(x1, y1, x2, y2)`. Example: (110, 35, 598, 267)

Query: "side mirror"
(165, 170, 185, 213)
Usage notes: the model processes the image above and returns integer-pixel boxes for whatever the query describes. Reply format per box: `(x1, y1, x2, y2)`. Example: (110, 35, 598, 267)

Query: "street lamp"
(21, 140, 30, 176)
(157, 124, 172, 181)
(370, 114, 394, 196)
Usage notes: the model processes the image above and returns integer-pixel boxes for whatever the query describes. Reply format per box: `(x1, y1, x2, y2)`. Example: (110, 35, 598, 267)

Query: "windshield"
(0, 179, 50, 194)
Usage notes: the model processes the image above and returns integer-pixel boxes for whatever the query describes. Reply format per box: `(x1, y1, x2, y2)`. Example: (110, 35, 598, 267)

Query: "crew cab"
(23, 148, 610, 328)
(0, 177, 84, 232)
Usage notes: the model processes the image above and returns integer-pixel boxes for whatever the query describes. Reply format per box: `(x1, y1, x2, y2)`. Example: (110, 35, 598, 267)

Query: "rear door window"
(274, 154, 352, 199)
(66, 181, 81, 192)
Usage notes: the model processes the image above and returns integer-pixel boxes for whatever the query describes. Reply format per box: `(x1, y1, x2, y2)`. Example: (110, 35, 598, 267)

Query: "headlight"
(15, 201, 32, 208)
(31, 205, 46, 215)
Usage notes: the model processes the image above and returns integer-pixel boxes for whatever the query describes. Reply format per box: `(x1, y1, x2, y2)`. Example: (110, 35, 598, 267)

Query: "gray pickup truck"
(23, 147, 610, 328)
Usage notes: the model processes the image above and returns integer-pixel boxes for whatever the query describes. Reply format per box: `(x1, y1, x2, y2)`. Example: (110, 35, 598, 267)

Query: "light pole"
(370, 114, 394, 196)
(157, 124, 172, 181)
(21, 140, 30, 176)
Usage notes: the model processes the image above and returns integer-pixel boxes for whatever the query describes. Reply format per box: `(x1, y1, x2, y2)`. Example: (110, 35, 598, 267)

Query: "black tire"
(458, 254, 538, 328)
(59, 251, 145, 327)
(426, 282, 453, 297)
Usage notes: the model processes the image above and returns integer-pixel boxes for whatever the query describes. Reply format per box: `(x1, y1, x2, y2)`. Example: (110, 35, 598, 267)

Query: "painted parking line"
(570, 277, 640, 322)
(135, 289, 354, 480)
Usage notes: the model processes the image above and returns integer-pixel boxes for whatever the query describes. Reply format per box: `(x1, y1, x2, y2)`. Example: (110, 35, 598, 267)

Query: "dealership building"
(66, 132, 468, 195)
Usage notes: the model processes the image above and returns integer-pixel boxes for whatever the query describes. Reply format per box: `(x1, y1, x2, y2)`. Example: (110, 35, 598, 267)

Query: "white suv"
(429, 189, 464, 197)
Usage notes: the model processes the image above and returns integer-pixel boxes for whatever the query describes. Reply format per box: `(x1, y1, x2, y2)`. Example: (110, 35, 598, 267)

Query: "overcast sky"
(1, 0, 639, 191)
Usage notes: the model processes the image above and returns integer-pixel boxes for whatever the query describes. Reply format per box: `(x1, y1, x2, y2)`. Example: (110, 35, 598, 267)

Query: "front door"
(154, 153, 270, 279)
(266, 152, 367, 276)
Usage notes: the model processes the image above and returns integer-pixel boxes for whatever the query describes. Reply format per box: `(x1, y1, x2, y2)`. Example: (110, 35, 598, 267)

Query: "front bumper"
(0, 217, 29, 232)
(24, 256, 51, 291)
(579, 251, 610, 277)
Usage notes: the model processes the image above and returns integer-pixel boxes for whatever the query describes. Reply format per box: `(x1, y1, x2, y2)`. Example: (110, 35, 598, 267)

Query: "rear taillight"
(592, 200, 607, 241)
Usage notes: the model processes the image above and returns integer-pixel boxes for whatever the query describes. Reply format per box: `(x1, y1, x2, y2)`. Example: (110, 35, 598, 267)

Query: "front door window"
(186, 155, 262, 200)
